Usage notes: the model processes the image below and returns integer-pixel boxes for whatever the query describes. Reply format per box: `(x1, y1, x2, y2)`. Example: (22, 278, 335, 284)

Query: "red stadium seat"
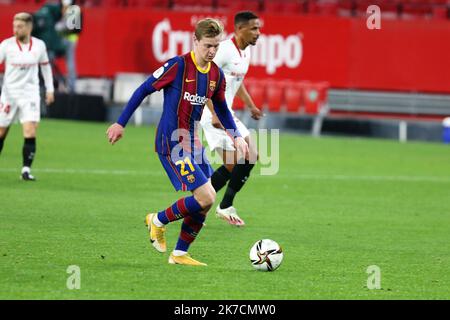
(264, 0, 304, 14)
(17, 0, 46, 4)
(227, 0, 262, 12)
(283, 0, 306, 14)
(337, 0, 355, 16)
(317, 81, 330, 103)
(264, 0, 284, 12)
(284, 81, 303, 113)
(172, 0, 195, 6)
(303, 83, 319, 115)
(265, 80, 285, 112)
(355, 1, 379, 17)
(402, 2, 433, 18)
(128, 0, 170, 8)
(310, 0, 339, 16)
(432, 5, 448, 20)
(79, 0, 103, 7)
(303, 81, 329, 115)
(197, 0, 214, 7)
(245, 78, 266, 109)
(215, 0, 231, 11)
(172, 0, 213, 10)
(102, 0, 121, 7)
(352, 1, 402, 19)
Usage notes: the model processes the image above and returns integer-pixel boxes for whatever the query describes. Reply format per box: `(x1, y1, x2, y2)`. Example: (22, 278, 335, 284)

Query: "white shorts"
(0, 95, 41, 127)
(200, 115, 250, 151)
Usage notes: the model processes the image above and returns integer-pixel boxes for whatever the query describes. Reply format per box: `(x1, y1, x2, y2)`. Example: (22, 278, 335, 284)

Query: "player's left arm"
(38, 41, 55, 105)
(106, 80, 157, 145)
(107, 59, 179, 144)
(236, 82, 263, 120)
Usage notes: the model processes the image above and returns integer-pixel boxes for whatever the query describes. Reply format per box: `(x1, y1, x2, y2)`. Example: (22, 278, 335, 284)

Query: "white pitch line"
(1, 167, 449, 183)
(0, 167, 160, 176)
(288, 174, 450, 183)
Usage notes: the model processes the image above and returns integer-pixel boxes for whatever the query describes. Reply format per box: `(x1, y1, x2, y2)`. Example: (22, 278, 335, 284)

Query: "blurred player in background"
(32, 0, 66, 91)
(200, 11, 262, 227)
(0, 12, 55, 181)
(56, 0, 82, 93)
(106, 18, 248, 266)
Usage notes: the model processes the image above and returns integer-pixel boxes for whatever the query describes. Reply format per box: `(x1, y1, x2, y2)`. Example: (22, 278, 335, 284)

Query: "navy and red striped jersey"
(117, 51, 240, 155)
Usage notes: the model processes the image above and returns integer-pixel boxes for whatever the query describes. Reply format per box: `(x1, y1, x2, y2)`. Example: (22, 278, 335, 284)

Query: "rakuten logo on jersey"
(184, 92, 208, 106)
(152, 19, 303, 75)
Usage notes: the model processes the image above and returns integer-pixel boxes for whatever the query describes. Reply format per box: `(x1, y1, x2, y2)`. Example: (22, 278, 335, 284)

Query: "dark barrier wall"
(1, 4, 449, 93)
(48, 94, 106, 122)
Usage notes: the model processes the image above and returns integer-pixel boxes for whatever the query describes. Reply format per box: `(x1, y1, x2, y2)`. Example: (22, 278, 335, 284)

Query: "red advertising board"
(1, 4, 449, 93)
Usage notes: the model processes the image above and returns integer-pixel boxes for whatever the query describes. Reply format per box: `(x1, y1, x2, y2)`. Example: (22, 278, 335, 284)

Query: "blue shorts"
(158, 151, 214, 192)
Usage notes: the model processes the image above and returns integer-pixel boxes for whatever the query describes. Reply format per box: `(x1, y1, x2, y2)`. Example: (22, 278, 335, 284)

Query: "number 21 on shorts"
(175, 157, 195, 176)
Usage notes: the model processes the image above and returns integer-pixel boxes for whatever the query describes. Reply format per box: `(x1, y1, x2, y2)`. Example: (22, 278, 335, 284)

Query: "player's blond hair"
(14, 12, 33, 24)
(194, 18, 223, 40)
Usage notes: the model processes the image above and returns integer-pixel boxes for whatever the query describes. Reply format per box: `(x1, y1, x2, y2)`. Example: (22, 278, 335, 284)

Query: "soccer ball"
(249, 239, 283, 271)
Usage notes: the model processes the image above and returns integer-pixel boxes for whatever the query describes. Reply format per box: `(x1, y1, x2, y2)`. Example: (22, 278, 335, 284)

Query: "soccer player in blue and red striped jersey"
(106, 18, 248, 266)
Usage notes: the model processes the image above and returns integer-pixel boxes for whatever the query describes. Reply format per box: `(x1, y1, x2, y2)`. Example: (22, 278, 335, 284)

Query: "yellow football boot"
(145, 213, 167, 253)
(168, 253, 207, 266)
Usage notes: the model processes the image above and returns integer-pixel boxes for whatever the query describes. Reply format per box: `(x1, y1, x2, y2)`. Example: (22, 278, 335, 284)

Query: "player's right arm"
(107, 58, 179, 145)
(236, 82, 263, 120)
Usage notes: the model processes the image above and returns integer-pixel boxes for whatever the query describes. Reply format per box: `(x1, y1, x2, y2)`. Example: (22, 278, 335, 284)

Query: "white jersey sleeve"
(0, 40, 6, 64)
(38, 40, 54, 93)
(38, 41, 50, 64)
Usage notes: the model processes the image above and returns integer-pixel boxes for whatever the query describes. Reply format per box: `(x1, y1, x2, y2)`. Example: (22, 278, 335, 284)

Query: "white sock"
(152, 214, 164, 227)
(22, 166, 31, 174)
(172, 250, 187, 257)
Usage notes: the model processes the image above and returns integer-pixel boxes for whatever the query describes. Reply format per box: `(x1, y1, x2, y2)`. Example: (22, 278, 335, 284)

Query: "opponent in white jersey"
(200, 11, 262, 226)
(0, 12, 54, 181)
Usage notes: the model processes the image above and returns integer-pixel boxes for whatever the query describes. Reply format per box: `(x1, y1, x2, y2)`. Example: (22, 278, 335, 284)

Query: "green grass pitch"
(1, 119, 449, 299)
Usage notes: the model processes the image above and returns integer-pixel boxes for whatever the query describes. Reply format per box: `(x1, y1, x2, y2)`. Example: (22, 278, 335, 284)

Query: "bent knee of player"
(195, 186, 216, 210)
(203, 189, 216, 209)
(22, 123, 37, 138)
(0, 127, 8, 138)
(224, 163, 235, 172)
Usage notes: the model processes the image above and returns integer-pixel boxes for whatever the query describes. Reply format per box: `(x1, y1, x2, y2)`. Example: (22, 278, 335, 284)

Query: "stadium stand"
(228, 77, 448, 141)
(75, 78, 113, 103)
(4, 0, 448, 19)
(1, 0, 449, 141)
(265, 80, 284, 113)
(244, 78, 266, 110)
(245, 79, 330, 136)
